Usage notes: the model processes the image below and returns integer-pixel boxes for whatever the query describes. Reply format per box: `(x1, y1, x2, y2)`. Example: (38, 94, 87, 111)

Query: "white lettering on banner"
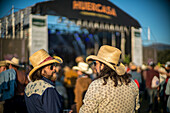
(104, 24, 110, 30)
(100, 23, 105, 29)
(115, 25, 119, 31)
(119, 26, 124, 32)
(110, 24, 114, 31)
(74, 19, 128, 31)
(76, 20, 82, 26)
(88, 21, 93, 28)
(82, 20, 88, 27)
(94, 22, 99, 29)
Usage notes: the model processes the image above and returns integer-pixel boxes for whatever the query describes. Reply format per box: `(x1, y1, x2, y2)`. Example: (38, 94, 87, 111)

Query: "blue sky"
(0, 0, 170, 45)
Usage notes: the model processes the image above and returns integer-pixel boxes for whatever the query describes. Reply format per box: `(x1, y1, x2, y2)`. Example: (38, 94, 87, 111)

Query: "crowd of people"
(0, 45, 170, 113)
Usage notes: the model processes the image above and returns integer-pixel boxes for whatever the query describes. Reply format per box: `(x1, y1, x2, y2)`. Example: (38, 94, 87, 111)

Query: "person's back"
(80, 45, 140, 113)
(145, 62, 160, 112)
(74, 76, 92, 112)
(145, 68, 159, 89)
(130, 71, 142, 85)
(80, 77, 139, 113)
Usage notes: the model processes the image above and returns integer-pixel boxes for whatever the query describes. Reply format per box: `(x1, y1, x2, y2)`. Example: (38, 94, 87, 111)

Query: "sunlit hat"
(72, 62, 93, 75)
(141, 64, 147, 70)
(0, 60, 7, 67)
(165, 61, 170, 68)
(29, 49, 63, 80)
(6, 57, 21, 67)
(86, 45, 125, 76)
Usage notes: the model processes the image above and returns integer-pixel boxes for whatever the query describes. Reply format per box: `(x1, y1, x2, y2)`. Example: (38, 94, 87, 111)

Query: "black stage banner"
(31, 0, 140, 28)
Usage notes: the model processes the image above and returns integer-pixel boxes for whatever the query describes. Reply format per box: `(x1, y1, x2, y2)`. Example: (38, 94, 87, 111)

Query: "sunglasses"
(50, 63, 58, 70)
(93, 61, 96, 66)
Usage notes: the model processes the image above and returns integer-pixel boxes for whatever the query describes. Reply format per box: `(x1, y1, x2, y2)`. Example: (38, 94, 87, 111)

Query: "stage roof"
(31, 0, 141, 28)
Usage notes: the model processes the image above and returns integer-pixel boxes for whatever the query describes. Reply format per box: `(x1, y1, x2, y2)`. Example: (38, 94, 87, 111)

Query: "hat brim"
(0, 61, 6, 67)
(29, 59, 62, 81)
(86, 55, 125, 75)
(6, 60, 21, 67)
(72, 66, 93, 75)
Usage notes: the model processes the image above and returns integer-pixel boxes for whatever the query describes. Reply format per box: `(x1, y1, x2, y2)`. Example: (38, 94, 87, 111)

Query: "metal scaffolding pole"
(12, 5, 15, 39)
(6, 17, 8, 38)
(20, 11, 23, 39)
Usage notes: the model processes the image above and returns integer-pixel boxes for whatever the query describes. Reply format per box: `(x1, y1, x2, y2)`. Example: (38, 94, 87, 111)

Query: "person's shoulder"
(25, 80, 54, 97)
(0, 69, 16, 77)
(90, 78, 103, 86)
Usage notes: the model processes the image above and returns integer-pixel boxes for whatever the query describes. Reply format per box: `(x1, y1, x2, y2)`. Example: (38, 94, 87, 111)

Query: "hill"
(144, 43, 170, 51)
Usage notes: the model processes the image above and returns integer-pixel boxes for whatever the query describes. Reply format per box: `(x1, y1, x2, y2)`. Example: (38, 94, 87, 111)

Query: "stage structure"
(0, 0, 143, 66)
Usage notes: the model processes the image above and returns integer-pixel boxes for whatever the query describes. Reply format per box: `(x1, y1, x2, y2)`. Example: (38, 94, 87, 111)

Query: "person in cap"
(72, 62, 92, 113)
(3, 57, 28, 113)
(0, 60, 7, 73)
(24, 49, 63, 113)
(79, 45, 140, 113)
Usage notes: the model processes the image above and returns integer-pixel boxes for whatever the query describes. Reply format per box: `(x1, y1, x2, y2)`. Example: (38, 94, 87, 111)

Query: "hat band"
(39, 56, 53, 65)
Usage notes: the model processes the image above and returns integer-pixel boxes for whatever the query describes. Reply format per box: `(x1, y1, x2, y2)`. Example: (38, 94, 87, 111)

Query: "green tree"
(123, 54, 130, 65)
(157, 50, 170, 64)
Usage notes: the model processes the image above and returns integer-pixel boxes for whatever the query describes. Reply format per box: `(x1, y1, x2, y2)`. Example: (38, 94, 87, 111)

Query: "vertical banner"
(131, 27, 143, 66)
(29, 14, 48, 56)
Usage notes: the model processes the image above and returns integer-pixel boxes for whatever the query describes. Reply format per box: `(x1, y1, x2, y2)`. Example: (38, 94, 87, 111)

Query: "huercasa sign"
(71, 19, 128, 32)
(73, 1, 117, 17)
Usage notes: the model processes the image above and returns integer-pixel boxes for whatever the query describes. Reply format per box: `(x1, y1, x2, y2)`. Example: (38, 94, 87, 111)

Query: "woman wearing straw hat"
(24, 49, 63, 113)
(79, 45, 140, 113)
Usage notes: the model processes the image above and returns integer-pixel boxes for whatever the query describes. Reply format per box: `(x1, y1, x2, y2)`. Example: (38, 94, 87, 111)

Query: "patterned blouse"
(79, 77, 140, 113)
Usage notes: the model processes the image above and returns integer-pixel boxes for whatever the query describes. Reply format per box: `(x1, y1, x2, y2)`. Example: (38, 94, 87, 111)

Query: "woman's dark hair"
(96, 63, 131, 87)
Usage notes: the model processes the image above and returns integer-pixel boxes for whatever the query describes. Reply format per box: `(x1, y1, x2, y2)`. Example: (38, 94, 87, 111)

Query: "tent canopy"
(31, 0, 141, 28)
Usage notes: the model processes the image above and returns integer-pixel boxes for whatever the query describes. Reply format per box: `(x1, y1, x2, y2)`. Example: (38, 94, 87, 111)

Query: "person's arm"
(42, 88, 63, 113)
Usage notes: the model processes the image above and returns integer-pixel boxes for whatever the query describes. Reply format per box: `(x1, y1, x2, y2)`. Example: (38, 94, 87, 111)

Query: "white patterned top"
(79, 77, 140, 113)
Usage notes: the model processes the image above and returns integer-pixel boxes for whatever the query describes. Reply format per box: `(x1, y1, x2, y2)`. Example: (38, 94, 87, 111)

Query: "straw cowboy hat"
(53, 55, 63, 62)
(0, 60, 7, 67)
(86, 45, 125, 76)
(29, 49, 63, 80)
(72, 62, 93, 75)
(6, 57, 21, 67)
